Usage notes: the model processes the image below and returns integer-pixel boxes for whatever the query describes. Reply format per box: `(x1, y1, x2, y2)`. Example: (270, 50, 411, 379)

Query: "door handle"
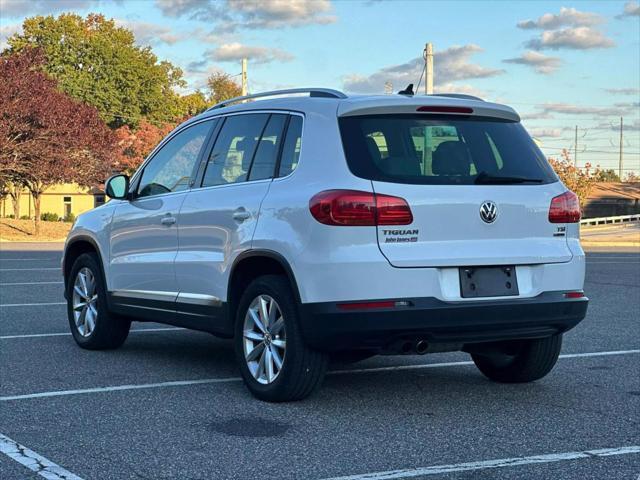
(161, 216, 176, 226)
(232, 208, 251, 222)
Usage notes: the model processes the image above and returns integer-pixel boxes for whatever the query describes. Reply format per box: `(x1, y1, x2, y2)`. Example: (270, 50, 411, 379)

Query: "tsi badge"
(480, 201, 498, 224)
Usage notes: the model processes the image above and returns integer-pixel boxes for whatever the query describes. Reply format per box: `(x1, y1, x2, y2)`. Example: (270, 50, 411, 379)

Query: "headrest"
(432, 141, 471, 176)
(236, 137, 255, 170)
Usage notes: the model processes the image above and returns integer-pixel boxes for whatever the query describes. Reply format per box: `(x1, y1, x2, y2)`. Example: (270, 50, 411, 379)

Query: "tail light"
(309, 190, 413, 226)
(549, 191, 581, 223)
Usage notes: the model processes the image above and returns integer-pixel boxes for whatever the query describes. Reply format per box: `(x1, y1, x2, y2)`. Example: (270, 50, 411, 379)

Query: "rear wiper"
(474, 171, 543, 184)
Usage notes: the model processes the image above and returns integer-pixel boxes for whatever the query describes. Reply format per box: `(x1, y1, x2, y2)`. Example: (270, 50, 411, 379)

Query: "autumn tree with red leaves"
(114, 119, 176, 173)
(0, 49, 115, 234)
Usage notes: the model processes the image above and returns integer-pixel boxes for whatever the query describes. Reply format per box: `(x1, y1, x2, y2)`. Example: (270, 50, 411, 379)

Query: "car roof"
(190, 90, 520, 124)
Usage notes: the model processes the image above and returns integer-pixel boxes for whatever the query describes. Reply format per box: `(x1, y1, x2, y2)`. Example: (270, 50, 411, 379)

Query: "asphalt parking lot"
(0, 244, 638, 480)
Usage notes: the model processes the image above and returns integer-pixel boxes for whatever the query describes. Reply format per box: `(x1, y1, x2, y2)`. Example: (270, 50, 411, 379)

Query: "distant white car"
(62, 88, 588, 401)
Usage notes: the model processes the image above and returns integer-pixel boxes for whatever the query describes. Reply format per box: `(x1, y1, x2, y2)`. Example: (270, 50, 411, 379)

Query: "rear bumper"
(298, 291, 588, 351)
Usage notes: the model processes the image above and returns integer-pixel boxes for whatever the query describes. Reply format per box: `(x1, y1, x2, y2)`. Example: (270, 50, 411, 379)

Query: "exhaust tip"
(415, 340, 429, 355)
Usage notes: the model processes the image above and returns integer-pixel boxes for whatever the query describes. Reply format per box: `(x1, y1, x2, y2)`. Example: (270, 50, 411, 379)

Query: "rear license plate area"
(459, 266, 518, 298)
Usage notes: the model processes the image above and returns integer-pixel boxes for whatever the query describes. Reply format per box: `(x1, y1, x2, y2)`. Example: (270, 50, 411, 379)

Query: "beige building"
(0, 183, 105, 219)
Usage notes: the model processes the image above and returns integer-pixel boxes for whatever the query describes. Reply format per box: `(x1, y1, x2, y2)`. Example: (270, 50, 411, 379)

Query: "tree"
(6, 13, 186, 128)
(114, 119, 176, 173)
(180, 91, 209, 117)
(547, 149, 596, 207)
(207, 72, 242, 105)
(593, 169, 621, 182)
(624, 171, 640, 183)
(0, 49, 114, 234)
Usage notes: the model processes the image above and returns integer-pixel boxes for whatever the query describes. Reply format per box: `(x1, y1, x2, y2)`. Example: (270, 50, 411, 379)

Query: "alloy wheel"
(242, 294, 287, 384)
(72, 267, 98, 337)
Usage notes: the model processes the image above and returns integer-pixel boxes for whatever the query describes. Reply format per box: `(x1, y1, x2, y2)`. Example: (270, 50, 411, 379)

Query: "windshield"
(339, 114, 558, 185)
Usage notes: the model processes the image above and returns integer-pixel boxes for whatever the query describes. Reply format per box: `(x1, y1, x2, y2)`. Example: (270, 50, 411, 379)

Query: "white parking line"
(319, 445, 640, 480)
(0, 258, 60, 261)
(1, 349, 637, 402)
(0, 327, 184, 340)
(0, 433, 84, 480)
(0, 302, 66, 307)
(0, 267, 60, 271)
(0, 281, 63, 286)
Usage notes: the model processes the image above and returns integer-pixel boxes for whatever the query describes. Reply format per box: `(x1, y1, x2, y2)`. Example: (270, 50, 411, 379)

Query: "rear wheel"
(471, 334, 562, 383)
(234, 275, 328, 402)
(66, 253, 130, 349)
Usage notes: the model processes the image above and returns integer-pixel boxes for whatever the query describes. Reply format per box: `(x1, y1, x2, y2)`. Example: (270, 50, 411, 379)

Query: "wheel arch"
(227, 250, 301, 324)
(63, 236, 107, 294)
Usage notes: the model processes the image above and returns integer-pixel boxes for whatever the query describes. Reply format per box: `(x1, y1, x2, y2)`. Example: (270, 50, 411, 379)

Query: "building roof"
(588, 182, 640, 200)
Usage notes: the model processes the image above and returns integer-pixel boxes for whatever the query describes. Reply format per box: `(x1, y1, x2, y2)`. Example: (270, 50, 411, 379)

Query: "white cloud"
(206, 43, 294, 64)
(538, 103, 631, 116)
(0, 0, 110, 17)
(155, 0, 336, 31)
(503, 51, 562, 74)
(517, 7, 603, 30)
(116, 20, 185, 46)
(604, 87, 640, 95)
(343, 44, 503, 94)
(525, 26, 615, 50)
(520, 111, 553, 120)
(518, 7, 614, 51)
(616, 1, 640, 19)
(0, 23, 21, 50)
(529, 128, 563, 138)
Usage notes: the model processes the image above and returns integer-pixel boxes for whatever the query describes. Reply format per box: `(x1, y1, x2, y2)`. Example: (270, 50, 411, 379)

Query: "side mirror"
(105, 174, 130, 200)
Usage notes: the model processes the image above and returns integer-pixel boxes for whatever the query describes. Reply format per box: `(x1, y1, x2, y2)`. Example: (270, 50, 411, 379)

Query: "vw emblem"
(479, 201, 498, 224)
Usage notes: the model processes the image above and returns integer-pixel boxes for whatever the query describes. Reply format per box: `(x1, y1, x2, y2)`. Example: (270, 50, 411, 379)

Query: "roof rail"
(207, 88, 347, 111)
(430, 93, 485, 102)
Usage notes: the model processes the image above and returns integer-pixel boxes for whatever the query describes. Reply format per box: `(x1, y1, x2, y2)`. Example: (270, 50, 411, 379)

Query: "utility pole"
(574, 125, 578, 166)
(425, 43, 433, 95)
(241, 58, 248, 96)
(619, 117, 623, 179)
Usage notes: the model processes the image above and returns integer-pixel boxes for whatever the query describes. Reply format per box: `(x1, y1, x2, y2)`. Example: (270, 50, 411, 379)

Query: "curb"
(581, 241, 640, 247)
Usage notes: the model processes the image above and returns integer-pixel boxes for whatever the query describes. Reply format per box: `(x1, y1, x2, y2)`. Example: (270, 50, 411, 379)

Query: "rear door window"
(339, 115, 557, 185)
(248, 114, 287, 181)
(201, 114, 269, 187)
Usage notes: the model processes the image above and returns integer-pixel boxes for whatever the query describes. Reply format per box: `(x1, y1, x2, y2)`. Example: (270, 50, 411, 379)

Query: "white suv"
(63, 88, 588, 402)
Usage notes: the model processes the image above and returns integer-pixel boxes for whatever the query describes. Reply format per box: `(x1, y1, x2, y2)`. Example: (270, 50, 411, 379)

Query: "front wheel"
(234, 275, 328, 402)
(471, 334, 562, 383)
(66, 253, 131, 350)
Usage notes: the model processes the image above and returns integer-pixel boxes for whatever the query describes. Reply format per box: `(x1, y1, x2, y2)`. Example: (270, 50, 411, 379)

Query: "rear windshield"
(339, 114, 558, 185)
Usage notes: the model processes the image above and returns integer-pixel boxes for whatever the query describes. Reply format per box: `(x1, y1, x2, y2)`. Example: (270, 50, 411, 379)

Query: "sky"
(1, 0, 639, 175)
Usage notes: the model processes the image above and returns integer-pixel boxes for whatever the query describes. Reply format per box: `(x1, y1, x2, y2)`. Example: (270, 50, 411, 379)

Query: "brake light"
(564, 291, 585, 299)
(337, 301, 395, 310)
(549, 191, 581, 223)
(417, 106, 473, 114)
(309, 190, 413, 226)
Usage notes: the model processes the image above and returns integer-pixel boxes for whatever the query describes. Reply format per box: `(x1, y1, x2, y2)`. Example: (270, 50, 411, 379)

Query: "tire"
(234, 275, 328, 402)
(471, 334, 562, 383)
(66, 252, 131, 350)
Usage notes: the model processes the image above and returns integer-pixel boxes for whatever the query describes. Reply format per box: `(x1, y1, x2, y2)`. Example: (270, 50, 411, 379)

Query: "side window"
(202, 114, 269, 187)
(137, 121, 212, 198)
(248, 114, 287, 181)
(278, 116, 303, 177)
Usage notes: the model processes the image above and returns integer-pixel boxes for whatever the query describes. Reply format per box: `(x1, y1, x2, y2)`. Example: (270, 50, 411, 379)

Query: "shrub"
(19, 215, 31, 220)
(5, 214, 15, 219)
(63, 212, 76, 223)
(40, 212, 59, 222)
(548, 149, 597, 207)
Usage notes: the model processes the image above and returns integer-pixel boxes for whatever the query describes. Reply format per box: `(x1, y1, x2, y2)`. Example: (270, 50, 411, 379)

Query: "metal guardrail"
(581, 214, 640, 226)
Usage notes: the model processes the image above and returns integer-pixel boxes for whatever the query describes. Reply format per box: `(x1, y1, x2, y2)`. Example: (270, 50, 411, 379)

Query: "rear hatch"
(338, 110, 573, 267)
